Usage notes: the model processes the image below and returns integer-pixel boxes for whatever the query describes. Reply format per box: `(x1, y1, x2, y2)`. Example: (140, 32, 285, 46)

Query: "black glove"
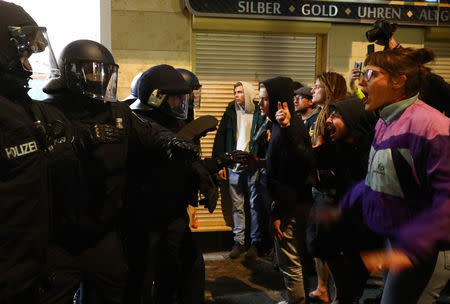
(165, 137, 200, 162)
(199, 185, 219, 213)
(192, 160, 219, 213)
(215, 150, 251, 168)
(92, 124, 125, 143)
(72, 122, 125, 156)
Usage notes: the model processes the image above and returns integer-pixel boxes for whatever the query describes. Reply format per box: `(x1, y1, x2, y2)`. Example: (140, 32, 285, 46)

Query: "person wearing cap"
(294, 86, 319, 138)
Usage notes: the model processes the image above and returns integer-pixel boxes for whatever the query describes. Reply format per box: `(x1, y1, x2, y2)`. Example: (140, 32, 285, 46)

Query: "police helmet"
(0, 1, 59, 86)
(132, 64, 191, 120)
(55, 39, 119, 102)
(177, 68, 202, 109)
(122, 71, 143, 105)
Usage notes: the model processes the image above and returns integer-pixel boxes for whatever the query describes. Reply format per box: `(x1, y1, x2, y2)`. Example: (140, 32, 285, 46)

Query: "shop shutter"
(192, 31, 317, 231)
(424, 41, 450, 82)
(194, 31, 317, 157)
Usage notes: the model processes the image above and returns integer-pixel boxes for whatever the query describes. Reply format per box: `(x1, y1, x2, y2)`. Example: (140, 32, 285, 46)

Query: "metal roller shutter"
(425, 41, 450, 82)
(192, 31, 317, 231)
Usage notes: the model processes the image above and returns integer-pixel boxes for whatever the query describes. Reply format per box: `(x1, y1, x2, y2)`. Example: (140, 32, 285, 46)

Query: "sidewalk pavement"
(203, 251, 450, 304)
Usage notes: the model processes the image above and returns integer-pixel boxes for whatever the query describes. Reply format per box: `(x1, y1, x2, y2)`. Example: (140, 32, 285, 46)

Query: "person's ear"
(392, 74, 407, 89)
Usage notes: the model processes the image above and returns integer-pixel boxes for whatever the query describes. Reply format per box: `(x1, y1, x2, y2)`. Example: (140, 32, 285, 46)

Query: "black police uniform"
(39, 41, 198, 304)
(0, 90, 50, 303)
(0, 1, 64, 302)
(126, 65, 219, 304)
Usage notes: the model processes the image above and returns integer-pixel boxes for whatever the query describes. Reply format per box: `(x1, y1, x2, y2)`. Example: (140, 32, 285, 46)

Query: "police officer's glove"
(72, 123, 124, 156)
(215, 150, 251, 168)
(166, 137, 200, 162)
(192, 160, 219, 213)
(92, 124, 125, 143)
(199, 185, 219, 213)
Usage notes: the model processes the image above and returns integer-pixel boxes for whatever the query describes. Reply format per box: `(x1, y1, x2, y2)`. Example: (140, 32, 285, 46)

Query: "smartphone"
(354, 61, 362, 70)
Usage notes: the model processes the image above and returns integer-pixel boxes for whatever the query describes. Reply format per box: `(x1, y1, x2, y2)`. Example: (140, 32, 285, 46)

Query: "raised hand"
(275, 101, 291, 127)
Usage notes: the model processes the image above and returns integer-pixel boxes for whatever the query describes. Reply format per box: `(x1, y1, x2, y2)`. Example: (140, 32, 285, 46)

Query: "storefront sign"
(186, 0, 450, 27)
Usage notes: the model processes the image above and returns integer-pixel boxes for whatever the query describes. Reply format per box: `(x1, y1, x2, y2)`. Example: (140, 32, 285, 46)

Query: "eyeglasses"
(359, 69, 374, 82)
(294, 95, 309, 100)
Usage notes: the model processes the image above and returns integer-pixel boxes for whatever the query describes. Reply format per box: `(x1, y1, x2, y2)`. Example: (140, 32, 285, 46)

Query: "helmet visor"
(193, 87, 201, 108)
(9, 26, 60, 79)
(65, 61, 119, 102)
(170, 94, 190, 120)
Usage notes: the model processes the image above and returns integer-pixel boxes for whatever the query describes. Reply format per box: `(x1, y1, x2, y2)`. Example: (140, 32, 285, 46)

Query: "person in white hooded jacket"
(213, 81, 268, 259)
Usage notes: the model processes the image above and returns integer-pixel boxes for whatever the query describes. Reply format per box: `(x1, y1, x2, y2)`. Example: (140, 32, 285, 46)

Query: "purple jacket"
(340, 95, 450, 264)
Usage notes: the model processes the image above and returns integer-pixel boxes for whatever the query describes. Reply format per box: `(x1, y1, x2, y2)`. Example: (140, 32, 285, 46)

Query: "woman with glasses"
(339, 47, 450, 304)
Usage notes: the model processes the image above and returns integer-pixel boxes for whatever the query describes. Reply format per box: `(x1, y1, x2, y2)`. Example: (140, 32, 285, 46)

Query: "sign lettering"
(186, 0, 450, 27)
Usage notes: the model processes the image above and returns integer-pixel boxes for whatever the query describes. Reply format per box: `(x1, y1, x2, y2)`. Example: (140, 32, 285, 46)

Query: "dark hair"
(364, 48, 434, 97)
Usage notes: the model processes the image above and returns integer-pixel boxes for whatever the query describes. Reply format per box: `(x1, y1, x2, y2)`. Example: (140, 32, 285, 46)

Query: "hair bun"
(411, 48, 435, 65)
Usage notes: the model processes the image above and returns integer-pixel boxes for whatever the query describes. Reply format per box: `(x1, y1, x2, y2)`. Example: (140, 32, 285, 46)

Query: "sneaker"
(245, 244, 260, 260)
(229, 243, 245, 259)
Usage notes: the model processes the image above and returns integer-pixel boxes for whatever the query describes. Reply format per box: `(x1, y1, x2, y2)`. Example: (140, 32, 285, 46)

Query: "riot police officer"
(0, 1, 62, 302)
(40, 41, 199, 304)
(126, 65, 199, 304)
(126, 65, 246, 304)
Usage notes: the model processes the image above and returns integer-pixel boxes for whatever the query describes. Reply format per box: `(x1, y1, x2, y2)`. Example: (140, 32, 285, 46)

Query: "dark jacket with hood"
(314, 97, 376, 200)
(212, 81, 266, 159)
(262, 77, 314, 219)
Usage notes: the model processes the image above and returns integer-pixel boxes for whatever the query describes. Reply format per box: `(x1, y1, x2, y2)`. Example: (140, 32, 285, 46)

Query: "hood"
(235, 81, 255, 114)
(260, 76, 295, 123)
(329, 97, 373, 143)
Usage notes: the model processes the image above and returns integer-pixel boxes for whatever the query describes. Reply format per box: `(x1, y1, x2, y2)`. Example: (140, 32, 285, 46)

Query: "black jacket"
(0, 89, 49, 298)
(44, 91, 168, 252)
(314, 97, 376, 200)
(127, 105, 197, 230)
(261, 77, 314, 219)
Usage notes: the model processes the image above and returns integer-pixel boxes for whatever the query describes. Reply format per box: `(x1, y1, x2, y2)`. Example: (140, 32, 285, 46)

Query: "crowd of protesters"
(212, 35, 449, 304)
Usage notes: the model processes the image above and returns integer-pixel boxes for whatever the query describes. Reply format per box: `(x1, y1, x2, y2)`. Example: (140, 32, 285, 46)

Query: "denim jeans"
(381, 250, 438, 304)
(274, 216, 307, 304)
(228, 168, 263, 245)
